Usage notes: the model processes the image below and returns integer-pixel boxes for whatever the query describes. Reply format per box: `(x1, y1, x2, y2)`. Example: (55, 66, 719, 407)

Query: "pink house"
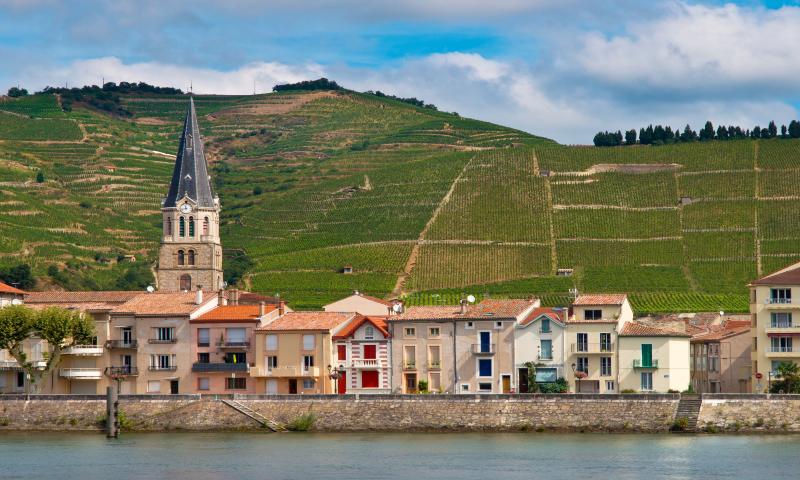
(333, 316, 391, 394)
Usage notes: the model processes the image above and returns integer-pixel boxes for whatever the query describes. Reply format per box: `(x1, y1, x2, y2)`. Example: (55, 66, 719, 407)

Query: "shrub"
(670, 417, 689, 432)
(753, 417, 765, 428)
(621, 389, 637, 394)
(418, 379, 429, 393)
(0, 417, 10, 426)
(35, 171, 44, 183)
(286, 413, 316, 432)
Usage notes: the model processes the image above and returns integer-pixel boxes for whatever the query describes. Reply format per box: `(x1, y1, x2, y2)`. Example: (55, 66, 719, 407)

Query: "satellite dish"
(10, 298, 22, 305)
(392, 303, 402, 313)
(222, 281, 228, 289)
(467, 294, 476, 304)
(719, 311, 724, 317)
(146, 285, 155, 293)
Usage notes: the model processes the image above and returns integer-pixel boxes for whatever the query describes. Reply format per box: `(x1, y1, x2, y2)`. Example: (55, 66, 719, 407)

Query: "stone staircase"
(673, 394, 702, 432)
(222, 399, 285, 432)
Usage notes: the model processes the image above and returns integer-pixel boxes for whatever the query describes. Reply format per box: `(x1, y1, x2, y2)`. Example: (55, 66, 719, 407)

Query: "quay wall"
(0, 393, 798, 433)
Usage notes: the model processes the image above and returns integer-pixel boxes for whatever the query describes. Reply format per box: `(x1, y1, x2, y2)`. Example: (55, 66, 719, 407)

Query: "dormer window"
(365, 326, 374, 340)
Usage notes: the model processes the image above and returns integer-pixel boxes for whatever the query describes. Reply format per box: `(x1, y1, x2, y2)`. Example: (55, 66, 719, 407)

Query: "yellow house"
(251, 312, 357, 394)
(749, 261, 800, 392)
(617, 320, 691, 392)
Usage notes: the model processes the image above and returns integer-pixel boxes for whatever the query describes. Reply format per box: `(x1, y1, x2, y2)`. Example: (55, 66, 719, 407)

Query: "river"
(1, 432, 799, 479)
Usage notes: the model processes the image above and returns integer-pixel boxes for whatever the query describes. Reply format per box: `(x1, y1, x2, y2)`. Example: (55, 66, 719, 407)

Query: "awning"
(767, 332, 800, 337)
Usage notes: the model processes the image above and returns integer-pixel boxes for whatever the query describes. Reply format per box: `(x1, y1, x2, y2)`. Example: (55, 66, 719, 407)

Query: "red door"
(363, 344, 376, 359)
(361, 370, 379, 389)
(338, 373, 347, 394)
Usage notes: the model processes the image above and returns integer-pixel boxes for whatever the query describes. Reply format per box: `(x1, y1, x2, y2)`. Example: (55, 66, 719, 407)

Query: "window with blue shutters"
(478, 358, 492, 378)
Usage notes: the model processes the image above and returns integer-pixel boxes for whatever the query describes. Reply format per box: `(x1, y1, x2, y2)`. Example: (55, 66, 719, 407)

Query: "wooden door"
(518, 368, 529, 393)
(502, 375, 511, 393)
(170, 380, 179, 395)
(362, 370, 379, 388)
(266, 379, 278, 395)
(288, 379, 298, 394)
(338, 373, 347, 394)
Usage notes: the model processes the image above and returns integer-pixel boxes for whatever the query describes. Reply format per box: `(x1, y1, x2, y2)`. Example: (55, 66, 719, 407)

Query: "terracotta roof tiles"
(519, 307, 565, 327)
(25, 291, 140, 304)
(111, 291, 215, 316)
(259, 311, 355, 332)
(192, 304, 275, 323)
(333, 316, 389, 339)
(390, 299, 537, 321)
(573, 294, 627, 306)
(0, 281, 25, 295)
(750, 260, 800, 286)
(619, 320, 691, 337)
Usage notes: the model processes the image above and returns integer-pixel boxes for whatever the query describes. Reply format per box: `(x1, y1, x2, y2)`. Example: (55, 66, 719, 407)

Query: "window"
(771, 360, 783, 374)
(179, 216, 185, 237)
(302, 334, 315, 351)
(478, 358, 493, 377)
(404, 327, 416, 338)
(494, 321, 503, 330)
(600, 357, 612, 376)
(584, 309, 602, 321)
(540, 318, 551, 333)
(429, 372, 441, 392)
(226, 328, 246, 345)
(156, 327, 174, 341)
(429, 327, 440, 338)
(364, 326, 374, 340)
(197, 353, 210, 363)
(198, 378, 210, 391)
(539, 339, 552, 360)
(461, 384, 470, 392)
(478, 331, 492, 353)
(478, 382, 492, 392)
(203, 217, 209, 236)
(770, 288, 792, 304)
(177, 250, 185, 266)
(303, 355, 314, 372)
(303, 379, 315, 389)
(535, 368, 557, 383)
(641, 343, 653, 367)
(147, 380, 161, 393)
(641, 372, 653, 391)
(577, 333, 588, 352)
(771, 336, 793, 353)
(165, 218, 172, 236)
(179, 274, 191, 291)
(771, 312, 793, 328)
(600, 333, 612, 352)
(363, 344, 377, 360)
(465, 321, 474, 329)
(266, 334, 278, 350)
(577, 357, 588, 373)
(226, 377, 246, 390)
(188, 216, 195, 237)
(16, 371, 24, 389)
(151, 354, 174, 369)
(406, 374, 418, 392)
(187, 250, 195, 266)
(337, 345, 347, 361)
(267, 356, 277, 371)
(197, 328, 209, 347)
(428, 345, 441, 368)
(605, 380, 615, 392)
(225, 352, 246, 364)
(404, 345, 416, 368)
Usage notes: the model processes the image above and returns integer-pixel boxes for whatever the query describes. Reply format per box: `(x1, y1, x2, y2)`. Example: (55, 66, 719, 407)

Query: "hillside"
(0, 89, 791, 312)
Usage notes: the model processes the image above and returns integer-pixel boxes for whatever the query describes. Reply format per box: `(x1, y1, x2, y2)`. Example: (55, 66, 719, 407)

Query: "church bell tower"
(156, 97, 223, 291)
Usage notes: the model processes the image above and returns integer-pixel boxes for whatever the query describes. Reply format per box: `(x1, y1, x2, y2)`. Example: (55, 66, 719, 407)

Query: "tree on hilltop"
(7, 87, 28, 97)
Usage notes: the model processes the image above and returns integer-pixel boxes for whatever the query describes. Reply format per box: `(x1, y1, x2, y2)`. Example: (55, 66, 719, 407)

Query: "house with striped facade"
(333, 316, 392, 394)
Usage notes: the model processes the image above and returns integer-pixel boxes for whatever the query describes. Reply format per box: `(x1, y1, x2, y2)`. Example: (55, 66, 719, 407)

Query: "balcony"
(351, 359, 383, 368)
(59, 368, 103, 379)
(106, 366, 139, 377)
(471, 344, 496, 355)
(148, 365, 178, 371)
(249, 365, 319, 377)
(107, 340, 138, 349)
(766, 346, 798, 358)
(571, 343, 615, 354)
(539, 328, 552, 334)
(148, 338, 177, 344)
(633, 359, 659, 369)
(62, 345, 104, 356)
(766, 298, 796, 309)
(428, 361, 441, 370)
(403, 362, 417, 371)
(192, 362, 248, 373)
(766, 323, 800, 335)
(216, 340, 250, 349)
(0, 360, 20, 370)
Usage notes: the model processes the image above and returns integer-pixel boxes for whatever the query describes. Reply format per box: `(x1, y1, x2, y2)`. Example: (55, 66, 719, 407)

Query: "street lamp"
(327, 364, 341, 395)
(571, 362, 578, 393)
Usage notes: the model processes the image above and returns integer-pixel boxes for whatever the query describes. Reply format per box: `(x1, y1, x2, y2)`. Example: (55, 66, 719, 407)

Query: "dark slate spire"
(164, 97, 216, 208)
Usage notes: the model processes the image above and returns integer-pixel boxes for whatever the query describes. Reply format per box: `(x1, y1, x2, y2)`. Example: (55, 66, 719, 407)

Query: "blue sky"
(1, 0, 799, 143)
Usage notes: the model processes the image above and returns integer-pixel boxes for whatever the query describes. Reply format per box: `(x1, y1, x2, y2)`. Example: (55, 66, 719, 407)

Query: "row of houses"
(0, 285, 753, 395)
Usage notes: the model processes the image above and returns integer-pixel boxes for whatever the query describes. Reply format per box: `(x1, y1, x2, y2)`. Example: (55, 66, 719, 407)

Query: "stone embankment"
(0, 393, 798, 433)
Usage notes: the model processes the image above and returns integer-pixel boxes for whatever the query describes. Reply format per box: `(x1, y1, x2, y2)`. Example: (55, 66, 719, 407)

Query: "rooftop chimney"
(460, 299, 467, 315)
(230, 288, 239, 306)
(218, 289, 227, 306)
(278, 300, 286, 316)
(259, 301, 265, 317)
(195, 288, 203, 305)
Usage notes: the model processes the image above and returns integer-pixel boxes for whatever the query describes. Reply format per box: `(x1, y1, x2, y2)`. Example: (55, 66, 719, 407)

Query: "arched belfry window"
(177, 250, 185, 266)
(188, 250, 195, 266)
(189, 217, 195, 237)
(166, 218, 172, 236)
(180, 274, 192, 291)
(179, 217, 186, 237)
(203, 217, 209, 236)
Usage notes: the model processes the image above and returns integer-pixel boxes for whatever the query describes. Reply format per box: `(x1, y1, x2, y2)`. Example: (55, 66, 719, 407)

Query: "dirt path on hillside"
(552, 204, 678, 211)
(391, 155, 476, 297)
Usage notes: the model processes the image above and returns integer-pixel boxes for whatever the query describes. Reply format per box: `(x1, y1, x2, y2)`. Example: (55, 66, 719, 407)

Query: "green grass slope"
(0, 90, 787, 313)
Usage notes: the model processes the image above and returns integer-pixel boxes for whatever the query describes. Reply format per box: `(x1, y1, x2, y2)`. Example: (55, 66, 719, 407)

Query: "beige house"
(617, 319, 691, 392)
(251, 312, 356, 394)
(565, 294, 632, 393)
(689, 317, 751, 393)
(323, 292, 395, 316)
(749, 261, 800, 392)
(388, 299, 539, 394)
(514, 307, 567, 392)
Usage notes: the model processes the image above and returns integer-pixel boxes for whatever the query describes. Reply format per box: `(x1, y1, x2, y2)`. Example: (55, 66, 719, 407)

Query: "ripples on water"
(1, 432, 799, 480)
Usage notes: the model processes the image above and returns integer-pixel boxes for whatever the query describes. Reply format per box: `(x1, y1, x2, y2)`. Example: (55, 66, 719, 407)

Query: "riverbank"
(1, 393, 799, 433)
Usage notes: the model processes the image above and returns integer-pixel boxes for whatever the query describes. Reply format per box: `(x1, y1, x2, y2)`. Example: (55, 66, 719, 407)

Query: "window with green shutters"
(641, 344, 653, 367)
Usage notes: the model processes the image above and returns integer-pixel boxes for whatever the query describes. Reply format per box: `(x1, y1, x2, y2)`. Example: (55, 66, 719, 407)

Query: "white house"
(515, 307, 567, 392)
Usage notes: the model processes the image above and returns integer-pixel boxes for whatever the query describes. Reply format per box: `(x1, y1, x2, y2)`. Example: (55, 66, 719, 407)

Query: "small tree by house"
(770, 361, 800, 394)
(0, 305, 95, 393)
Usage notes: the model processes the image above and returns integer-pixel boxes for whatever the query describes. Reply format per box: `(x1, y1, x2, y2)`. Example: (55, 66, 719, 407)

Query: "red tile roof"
(690, 319, 751, 342)
(259, 311, 355, 332)
(619, 320, 691, 337)
(390, 299, 537, 321)
(0, 281, 25, 295)
(192, 304, 275, 323)
(333, 315, 389, 339)
(111, 291, 215, 316)
(519, 307, 565, 327)
(750, 260, 800, 286)
(573, 294, 627, 306)
(25, 291, 140, 304)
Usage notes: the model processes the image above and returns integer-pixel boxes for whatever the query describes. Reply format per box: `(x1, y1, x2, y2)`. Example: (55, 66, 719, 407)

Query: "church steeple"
(156, 97, 223, 292)
(164, 97, 216, 208)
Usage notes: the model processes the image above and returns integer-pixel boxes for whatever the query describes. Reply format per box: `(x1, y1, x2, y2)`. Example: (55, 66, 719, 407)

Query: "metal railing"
(62, 345, 104, 355)
(769, 323, 800, 329)
(106, 366, 139, 376)
(148, 365, 178, 371)
(428, 361, 441, 370)
(59, 368, 103, 378)
(768, 297, 793, 304)
(403, 362, 417, 370)
(633, 359, 659, 368)
(471, 344, 496, 354)
(192, 362, 248, 373)
(571, 343, 615, 353)
(768, 346, 794, 353)
(217, 341, 250, 349)
(148, 339, 177, 344)
(107, 340, 138, 349)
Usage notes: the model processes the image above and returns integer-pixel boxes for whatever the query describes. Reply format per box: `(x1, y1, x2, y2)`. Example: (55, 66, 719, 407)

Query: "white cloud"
(576, 3, 800, 95)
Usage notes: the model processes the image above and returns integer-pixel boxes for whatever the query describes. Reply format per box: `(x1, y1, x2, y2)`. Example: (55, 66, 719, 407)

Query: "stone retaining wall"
(697, 394, 800, 433)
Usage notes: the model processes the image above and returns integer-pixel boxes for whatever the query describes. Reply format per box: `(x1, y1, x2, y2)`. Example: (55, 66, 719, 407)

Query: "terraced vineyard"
(0, 89, 795, 312)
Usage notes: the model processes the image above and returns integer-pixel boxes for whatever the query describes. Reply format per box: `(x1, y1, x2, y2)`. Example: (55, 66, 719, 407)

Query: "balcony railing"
(403, 362, 417, 370)
(216, 341, 250, 349)
(62, 345, 104, 356)
(471, 344, 496, 355)
(107, 340, 138, 349)
(148, 365, 178, 371)
(571, 343, 615, 354)
(0, 360, 20, 370)
(633, 359, 659, 369)
(538, 354, 554, 361)
(768, 346, 794, 353)
(768, 297, 793, 304)
(106, 366, 139, 376)
(148, 338, 177, 344)
(769, 323, 800, 329)
(59, 368, 103, 379)
(192, 362, 248, 373)
(428, 361, 441, 370)
(249, 365, 319, 377)
(351, 359, 382, 368)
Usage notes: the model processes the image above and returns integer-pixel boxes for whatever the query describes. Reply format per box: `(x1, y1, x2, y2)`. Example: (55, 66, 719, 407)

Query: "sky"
(1, 0, 799, 143)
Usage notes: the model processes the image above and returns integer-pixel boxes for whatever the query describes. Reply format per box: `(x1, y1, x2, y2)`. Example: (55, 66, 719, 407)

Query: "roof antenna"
(253, 79, 256, 96)
(190, 81, 193, 95)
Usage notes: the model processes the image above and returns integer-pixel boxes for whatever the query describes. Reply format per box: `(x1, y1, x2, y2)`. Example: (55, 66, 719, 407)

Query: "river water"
(1, 432, 799, 479)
